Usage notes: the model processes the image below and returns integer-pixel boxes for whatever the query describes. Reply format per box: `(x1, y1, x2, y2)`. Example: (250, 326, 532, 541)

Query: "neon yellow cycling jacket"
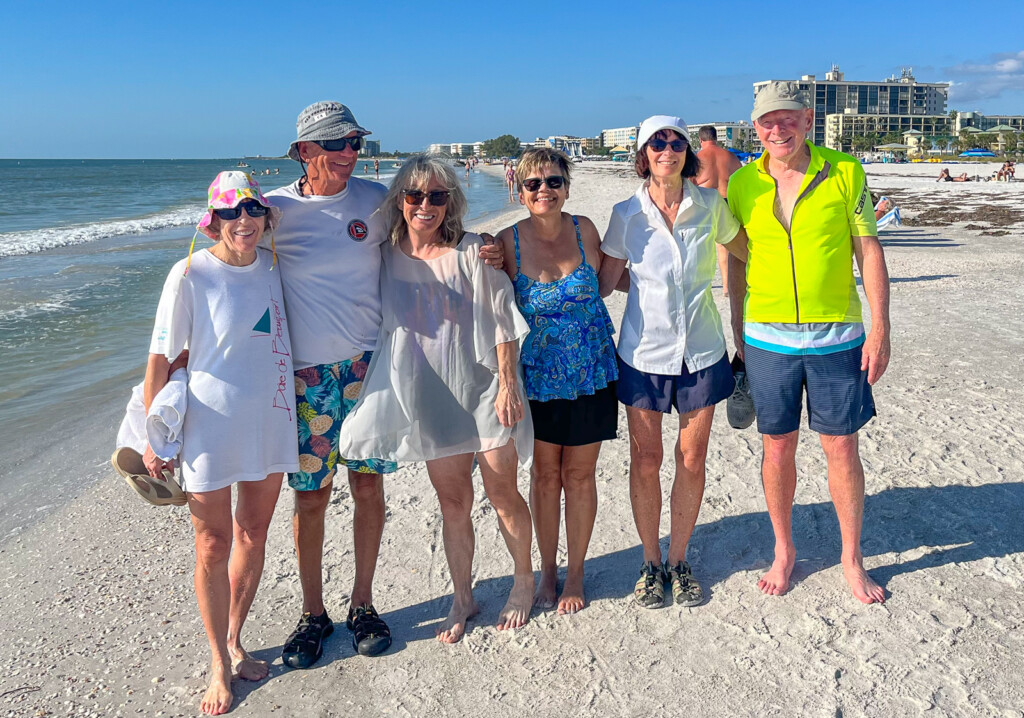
(727, 141, 877, 323)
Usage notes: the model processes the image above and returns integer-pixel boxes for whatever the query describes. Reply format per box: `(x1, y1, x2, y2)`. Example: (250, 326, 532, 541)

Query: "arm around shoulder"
(495, 226, 517, 282)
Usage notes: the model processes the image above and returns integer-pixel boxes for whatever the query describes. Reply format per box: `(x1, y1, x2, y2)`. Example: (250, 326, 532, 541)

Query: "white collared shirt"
(602, 180, 739, 375)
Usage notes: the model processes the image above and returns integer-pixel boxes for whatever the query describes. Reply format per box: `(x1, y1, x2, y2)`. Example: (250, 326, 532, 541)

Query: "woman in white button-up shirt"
(597, 115, 748, 610)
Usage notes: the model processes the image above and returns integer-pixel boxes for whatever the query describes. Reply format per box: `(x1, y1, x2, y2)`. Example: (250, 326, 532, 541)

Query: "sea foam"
(0, 207, 201, 259)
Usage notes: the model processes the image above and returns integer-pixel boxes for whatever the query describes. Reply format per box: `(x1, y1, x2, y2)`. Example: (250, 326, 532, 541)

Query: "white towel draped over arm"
(146, 368, 189, 461)
(115, 383, 148, 454)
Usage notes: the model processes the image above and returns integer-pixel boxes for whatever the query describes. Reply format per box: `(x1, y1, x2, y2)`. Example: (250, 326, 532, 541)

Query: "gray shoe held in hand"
(727, 369, 755, 429)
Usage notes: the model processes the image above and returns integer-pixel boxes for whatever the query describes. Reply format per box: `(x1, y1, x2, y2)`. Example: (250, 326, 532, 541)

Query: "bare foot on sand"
(843, 560, 886, 604)
(534, 568, 557, 609)
(436, 598, 479, 644)
(200, 661, 233, 716)
(758, 552, 795, 596)
(229, 645, 269, 681)
(497, 574, 535, 630)
(557, 571, 585, 614)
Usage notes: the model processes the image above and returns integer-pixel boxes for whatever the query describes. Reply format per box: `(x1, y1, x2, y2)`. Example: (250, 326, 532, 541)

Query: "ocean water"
(0, 158, 510, 536)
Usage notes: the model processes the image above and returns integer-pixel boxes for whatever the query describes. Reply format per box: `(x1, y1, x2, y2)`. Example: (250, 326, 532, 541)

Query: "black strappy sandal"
(346, 604, 392, 656)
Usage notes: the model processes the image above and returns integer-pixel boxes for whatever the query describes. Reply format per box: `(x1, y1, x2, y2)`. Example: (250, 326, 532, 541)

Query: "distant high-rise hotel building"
(753, 65, 951, 151)
(359, 140, 381, 157)
(601, 126, 639, 150)
(955, 111, 1024, 133)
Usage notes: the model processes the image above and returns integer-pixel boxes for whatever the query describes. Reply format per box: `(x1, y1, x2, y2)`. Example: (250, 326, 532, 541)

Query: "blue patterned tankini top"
(512, 215, 618, 402)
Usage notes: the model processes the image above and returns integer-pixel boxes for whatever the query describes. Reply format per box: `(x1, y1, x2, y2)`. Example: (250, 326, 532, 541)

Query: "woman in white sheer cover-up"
(338, 154, 535, 643)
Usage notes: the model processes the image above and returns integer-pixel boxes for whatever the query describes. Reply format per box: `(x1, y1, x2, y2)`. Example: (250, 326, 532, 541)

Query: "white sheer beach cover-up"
(338, 233, 533, 467)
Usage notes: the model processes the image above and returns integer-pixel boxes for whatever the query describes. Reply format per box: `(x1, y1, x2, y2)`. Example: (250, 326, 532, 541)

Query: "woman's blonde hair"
(383, 154, 467, 245)
(515, 147, 573, 191)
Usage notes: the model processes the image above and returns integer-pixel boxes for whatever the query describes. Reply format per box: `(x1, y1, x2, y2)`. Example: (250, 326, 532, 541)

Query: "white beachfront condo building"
(427, 142, 484, 157)
(754, 65, 951, 151)
(687, 121, 756, 151)
(955, 111, 1024, 133)
(600, 126, 639, 150)
(535, 135, 602, 156)
(358, 140, 381, 157)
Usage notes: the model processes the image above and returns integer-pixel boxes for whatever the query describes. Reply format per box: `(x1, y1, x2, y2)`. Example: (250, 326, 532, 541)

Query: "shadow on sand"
(879, 228, 961, 249)
(232, 481, 1022, 702)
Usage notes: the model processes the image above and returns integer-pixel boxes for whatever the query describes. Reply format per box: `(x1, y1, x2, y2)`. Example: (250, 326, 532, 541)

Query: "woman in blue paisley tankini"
(497, 148, 618, 615)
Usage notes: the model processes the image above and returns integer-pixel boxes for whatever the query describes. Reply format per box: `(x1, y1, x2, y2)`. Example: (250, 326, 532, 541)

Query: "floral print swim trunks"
(288, 352, 398, 491)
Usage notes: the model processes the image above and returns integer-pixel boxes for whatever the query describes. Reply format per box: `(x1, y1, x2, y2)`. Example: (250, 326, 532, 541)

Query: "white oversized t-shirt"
(263, 177, 389, 369)
(150, 248, 299, 492)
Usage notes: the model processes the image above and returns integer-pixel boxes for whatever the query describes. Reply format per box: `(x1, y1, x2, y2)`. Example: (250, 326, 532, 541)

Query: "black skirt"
(529, 383, 619, 447)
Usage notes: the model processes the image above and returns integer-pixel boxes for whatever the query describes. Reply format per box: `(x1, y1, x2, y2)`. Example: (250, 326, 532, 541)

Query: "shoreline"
(0, 168, 518, 541)
(1, 162, 1022, 716)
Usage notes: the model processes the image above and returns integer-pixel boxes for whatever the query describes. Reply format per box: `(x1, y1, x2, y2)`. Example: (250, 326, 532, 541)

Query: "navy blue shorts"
(745, 343, 876, 436)
(616, 353, 732, 415)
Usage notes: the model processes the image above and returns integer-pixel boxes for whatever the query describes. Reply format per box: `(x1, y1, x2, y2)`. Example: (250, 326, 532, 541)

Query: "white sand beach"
(1, 161, 1022, 717)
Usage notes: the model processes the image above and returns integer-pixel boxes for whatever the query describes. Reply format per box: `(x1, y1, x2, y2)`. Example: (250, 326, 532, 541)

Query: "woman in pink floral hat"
(143, 171, 296, 715)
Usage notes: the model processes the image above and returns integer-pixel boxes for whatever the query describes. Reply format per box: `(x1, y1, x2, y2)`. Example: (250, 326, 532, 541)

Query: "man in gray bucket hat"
(285, 101, 370, 162)
(263, 101, 504, 668)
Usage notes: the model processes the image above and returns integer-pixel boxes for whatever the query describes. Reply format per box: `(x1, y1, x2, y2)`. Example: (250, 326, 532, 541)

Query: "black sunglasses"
(402, 189, 451, 206)
(315, 137, 362, 152)
(521, 176, 565, 192)
(212, 200, 269, 221)
(648, 138, 688, 153)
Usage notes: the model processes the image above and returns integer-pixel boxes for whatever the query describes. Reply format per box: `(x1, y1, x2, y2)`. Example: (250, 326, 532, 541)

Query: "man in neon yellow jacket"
(727, 81, 891, 604)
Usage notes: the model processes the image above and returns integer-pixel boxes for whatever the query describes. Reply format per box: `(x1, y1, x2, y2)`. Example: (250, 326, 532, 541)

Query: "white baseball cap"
(636, 115, 691, 149)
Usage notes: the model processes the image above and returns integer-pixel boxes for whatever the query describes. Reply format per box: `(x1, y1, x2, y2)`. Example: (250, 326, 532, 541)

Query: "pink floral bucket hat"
(197, 171, 281, 237)
(187, 171, 282, 273)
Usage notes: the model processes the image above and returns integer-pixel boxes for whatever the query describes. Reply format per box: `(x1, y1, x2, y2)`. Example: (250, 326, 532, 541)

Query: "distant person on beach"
(364, 163, 368, 174)
(726, 81, 891, 604)
(872, 193, 892, 219)
(937, 167, 971, 182)
(505, 162, 516, 201)
(495, 148, 619, 615)
(144, 171, 296, 715)
(695, 125, 742, 298)
(598, 115, 749, 610)
(266, 102, 504, 669)
(338, 155, 533, 643)
(374, 158, 380, 179)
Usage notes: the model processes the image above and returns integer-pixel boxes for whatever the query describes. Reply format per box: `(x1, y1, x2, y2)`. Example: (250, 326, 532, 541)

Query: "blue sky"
(1, 0, 1022, 158)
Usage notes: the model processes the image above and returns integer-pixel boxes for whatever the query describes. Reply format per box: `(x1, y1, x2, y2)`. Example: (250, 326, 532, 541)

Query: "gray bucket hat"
(751, 81, 809, 122)
(287, 101, 371, 162)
